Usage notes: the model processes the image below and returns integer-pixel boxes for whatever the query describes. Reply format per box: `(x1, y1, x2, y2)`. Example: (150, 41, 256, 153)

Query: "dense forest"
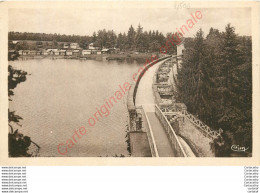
(177, 24, 252, 156)
(9, 24, 177, 53)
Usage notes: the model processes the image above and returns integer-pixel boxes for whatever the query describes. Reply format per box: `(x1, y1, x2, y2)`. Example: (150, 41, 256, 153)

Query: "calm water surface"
(9, 58, 140, 157)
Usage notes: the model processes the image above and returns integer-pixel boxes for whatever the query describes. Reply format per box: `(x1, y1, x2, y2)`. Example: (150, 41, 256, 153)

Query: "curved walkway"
(135, 58, 195, 157)
(136, 59, 175, 157)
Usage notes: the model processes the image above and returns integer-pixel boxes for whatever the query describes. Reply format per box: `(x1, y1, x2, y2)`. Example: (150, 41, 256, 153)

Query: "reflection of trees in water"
(107, 57, 142, 64)
(125, 57, 146, 64)
(125, 58, 134, 64)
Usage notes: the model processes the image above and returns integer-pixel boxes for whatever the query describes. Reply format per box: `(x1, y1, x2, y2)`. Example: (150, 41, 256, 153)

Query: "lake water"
(9, 58, 140, 157)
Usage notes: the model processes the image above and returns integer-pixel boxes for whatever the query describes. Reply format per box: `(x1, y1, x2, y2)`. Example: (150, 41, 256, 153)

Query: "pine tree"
(176, 25, 252, 156)
(127, 25, 136, 50)
(135, 24, 144, 52)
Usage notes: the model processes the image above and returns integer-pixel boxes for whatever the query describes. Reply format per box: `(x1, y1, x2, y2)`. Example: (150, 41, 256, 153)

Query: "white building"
(82, 50, 91, 56)
(73, 50, 80, 56)
(22, 50, 29, 55)
(54, 50, 60, 55)
(88, 43, 100, 50)
(88, 43, 95, 50)
(66, 50, 73, 56)
(101, 48, 109, 54)
(63, 43, 69, 49)
(177, 39, 185, 56)
(42, 50, 48, 55)
(46, 49, 58, 55)
(177, 39, 185, 70)
(70, 43, 79, 49)
(59, 50, 66, 55)
(18, 50, 23, 55)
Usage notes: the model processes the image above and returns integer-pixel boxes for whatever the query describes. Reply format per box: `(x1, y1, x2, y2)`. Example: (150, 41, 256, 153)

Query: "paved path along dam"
(135, 58, 195, 157)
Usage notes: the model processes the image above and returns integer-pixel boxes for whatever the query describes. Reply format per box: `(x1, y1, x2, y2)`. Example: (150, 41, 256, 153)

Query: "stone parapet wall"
(127, 56, 171, 132)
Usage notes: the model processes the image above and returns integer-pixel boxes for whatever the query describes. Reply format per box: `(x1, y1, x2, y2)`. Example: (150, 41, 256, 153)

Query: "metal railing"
(155, 105, 187, 157)
(160, 106, 220, 140)
(181, 110, 221, 139)
(142, 107, 159, 157)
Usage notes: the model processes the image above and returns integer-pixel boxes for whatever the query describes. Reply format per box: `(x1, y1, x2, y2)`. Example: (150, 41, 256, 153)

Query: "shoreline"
(17, 53, 156, 64)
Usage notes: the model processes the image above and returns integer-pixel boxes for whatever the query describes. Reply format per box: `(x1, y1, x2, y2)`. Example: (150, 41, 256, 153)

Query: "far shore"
(17, 53, 156, 64)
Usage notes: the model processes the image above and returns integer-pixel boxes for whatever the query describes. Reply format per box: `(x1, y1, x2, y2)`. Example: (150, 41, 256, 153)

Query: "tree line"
(9, 24, 177, 53)
(176, 25, 252, 156)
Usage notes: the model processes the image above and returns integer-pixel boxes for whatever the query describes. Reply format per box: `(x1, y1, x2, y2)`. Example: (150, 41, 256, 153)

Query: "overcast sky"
(9, 8, 251, 37)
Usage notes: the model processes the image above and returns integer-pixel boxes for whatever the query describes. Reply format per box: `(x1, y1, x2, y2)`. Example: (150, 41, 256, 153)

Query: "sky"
(8, 7, 251, 37)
